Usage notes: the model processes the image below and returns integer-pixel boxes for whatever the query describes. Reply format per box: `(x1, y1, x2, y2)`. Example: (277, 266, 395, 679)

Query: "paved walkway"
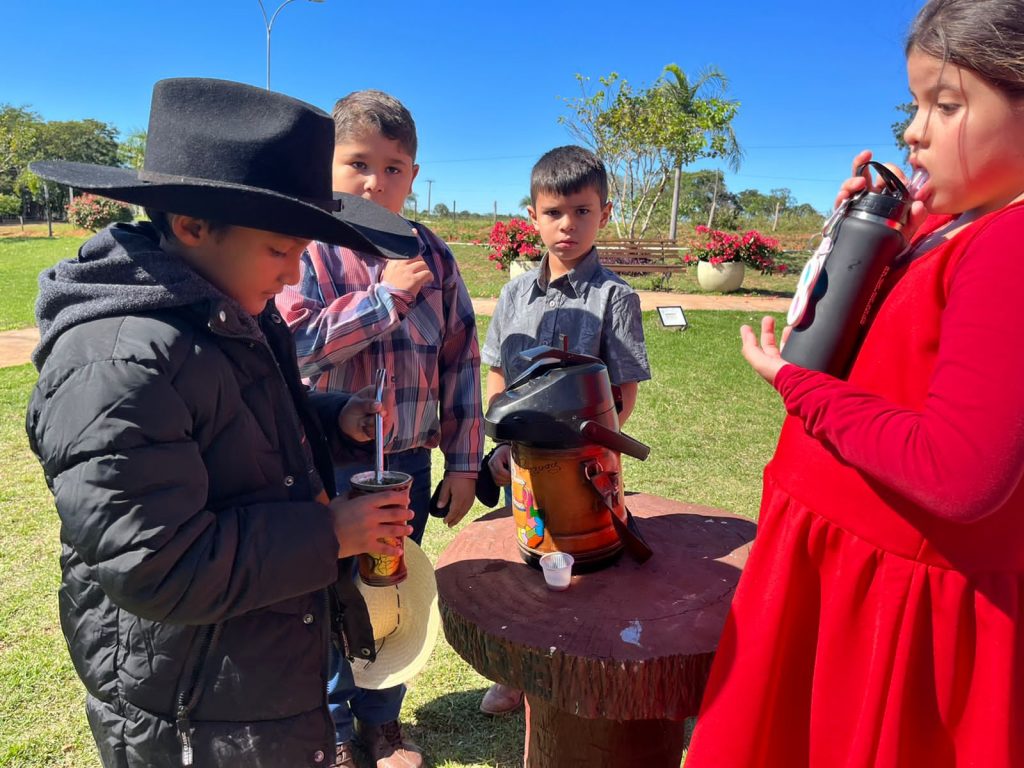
(0, 291, 789, 370)
(471, 290, 790, 317)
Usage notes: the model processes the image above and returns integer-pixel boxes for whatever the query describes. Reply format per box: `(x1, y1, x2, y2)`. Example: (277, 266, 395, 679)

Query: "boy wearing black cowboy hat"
(25, 78, 421, 768)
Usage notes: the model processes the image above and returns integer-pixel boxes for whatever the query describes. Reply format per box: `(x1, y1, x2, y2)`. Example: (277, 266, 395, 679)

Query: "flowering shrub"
(487, 218, 542, 271)
(66, 194, 133, 231)
(0, 193, 21, 219)
(684, 225, 786, 275)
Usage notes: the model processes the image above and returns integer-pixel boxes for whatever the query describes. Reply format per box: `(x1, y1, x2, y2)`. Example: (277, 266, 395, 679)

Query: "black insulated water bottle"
(781, 162, 913, 378)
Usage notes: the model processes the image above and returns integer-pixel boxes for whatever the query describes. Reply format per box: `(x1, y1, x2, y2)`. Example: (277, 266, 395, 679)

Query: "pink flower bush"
(66, 193, 133, 231)
(487, 218, 542, 270)
(684, 225, 787, 275)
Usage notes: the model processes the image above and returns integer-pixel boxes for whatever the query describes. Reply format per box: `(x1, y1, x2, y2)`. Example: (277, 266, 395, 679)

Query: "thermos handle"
(583, 459, 653, 564)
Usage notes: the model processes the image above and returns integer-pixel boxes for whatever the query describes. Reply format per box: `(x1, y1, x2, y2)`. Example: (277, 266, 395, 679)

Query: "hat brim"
(351, 539, 440, 690)
(29, 160, 419, 260)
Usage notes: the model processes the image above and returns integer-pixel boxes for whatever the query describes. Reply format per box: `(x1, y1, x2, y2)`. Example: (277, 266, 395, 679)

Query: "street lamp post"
(257, 0, 324, 91)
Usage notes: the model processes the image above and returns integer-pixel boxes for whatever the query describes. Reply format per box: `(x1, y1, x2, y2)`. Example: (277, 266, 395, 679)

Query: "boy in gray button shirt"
(478, 145, 651, 714)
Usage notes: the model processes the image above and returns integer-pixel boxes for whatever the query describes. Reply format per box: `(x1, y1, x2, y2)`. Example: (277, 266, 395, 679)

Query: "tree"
(737, 188, 776, 219)
(660, 65, 743, 238)
(0, 193, 21, 218)
(0, 105, 42, 195)
(519, 195, 532, 211)
(37, 119, 119, 167)
(736, 187, 822, 232)
(560, 64, 741, 239)
(20, 118, 121, 217)
(432, 202, 450, 216)
(678, 170, 738, 229)
(892, 102, 915, 162)
(117, 129, 147, 170)
(402, 191, 418, 218)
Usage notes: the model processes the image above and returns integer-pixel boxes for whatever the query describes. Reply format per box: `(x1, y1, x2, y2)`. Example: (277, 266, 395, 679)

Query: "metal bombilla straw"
(374, 368, 387, 484)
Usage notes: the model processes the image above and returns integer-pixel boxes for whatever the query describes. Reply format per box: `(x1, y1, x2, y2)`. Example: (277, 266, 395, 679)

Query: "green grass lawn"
(0, 308, 785, 767)
(0, 233, 797, 335)
(0, 234, 88, 331)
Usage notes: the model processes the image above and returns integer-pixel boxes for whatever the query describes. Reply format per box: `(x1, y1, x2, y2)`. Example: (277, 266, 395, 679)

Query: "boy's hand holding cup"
(329, 480, 413, 569)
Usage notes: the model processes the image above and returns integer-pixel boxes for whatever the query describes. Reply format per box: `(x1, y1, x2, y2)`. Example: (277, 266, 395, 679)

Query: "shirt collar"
(533, 247, 599, 297)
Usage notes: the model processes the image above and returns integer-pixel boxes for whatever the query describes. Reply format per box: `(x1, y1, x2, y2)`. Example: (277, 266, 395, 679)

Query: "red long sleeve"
(774, 207, 1024, 522)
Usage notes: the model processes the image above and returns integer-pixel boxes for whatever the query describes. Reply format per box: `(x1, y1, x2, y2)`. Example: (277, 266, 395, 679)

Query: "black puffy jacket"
(26, 223, 375, 767)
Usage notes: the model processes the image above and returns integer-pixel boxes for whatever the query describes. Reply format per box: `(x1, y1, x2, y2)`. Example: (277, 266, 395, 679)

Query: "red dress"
(686, 203, 1024, 768)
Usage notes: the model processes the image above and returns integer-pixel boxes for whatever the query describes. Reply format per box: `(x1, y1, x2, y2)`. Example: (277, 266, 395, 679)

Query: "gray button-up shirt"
(482, 248, 651, 385)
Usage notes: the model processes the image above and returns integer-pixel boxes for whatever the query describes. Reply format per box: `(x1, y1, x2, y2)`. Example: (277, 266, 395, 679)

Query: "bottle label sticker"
(787, 236, 831, 327)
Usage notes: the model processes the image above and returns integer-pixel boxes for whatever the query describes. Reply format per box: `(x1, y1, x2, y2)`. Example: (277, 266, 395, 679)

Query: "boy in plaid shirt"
(277, 90, 482, 768)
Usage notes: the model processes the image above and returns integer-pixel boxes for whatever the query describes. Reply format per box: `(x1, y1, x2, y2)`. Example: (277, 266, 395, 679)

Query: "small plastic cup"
(539, 552, 574, 591)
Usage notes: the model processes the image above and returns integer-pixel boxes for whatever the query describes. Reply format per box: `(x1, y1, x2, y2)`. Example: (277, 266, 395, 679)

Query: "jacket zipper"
(175, 623, 221, 767)
(321, 588, 336, 754)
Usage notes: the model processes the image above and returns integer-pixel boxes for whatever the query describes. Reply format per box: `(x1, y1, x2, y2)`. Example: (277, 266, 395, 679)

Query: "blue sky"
(2, 0, 923, 219)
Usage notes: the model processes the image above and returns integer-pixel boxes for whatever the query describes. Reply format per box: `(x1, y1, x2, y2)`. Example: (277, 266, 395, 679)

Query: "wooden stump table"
(435, 493, 755, 768)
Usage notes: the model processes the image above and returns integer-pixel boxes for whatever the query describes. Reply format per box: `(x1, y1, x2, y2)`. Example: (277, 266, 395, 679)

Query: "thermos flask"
(782, 161, 919, 377)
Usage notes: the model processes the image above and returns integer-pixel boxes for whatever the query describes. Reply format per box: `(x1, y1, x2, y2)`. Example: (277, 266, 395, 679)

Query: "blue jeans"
(327, 448, 432, 743)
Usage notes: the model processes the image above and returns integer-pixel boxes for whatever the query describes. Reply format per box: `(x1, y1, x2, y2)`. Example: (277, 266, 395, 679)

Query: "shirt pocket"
(405, 287, 444, 352)
(568, 307, 605, 360)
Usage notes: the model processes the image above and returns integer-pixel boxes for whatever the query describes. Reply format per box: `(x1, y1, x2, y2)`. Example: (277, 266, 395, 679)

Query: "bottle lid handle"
(855, 161, 910, 200)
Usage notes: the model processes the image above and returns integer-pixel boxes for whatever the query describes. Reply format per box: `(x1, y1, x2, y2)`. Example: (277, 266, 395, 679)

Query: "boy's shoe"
(356, 720, 423, 768)
(333, 741, 357, 768)
(479, 683, 524, 715)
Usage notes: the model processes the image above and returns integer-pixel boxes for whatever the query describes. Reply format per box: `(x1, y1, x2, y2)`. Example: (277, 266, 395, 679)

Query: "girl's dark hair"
(144, 209, 230, 241)
(530, 145, 609, 206)
(907, 0, 1024, 98)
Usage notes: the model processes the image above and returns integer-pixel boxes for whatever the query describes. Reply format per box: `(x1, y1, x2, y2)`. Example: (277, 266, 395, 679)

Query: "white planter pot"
(508, 259, 542, 279)
(696, 261, 745, 292)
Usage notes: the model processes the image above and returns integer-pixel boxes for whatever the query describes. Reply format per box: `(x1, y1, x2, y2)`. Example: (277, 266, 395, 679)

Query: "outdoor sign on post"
(657, 306, 688, 331)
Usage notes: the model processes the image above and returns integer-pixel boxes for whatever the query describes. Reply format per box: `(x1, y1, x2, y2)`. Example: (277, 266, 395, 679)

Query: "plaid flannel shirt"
(276, 223, 483, 476)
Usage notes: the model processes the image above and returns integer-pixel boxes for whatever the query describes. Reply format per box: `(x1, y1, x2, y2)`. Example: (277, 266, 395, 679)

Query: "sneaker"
(479, 683, 524, 716)
(356, 720, 423, 768)
(333, 741, 357, 768)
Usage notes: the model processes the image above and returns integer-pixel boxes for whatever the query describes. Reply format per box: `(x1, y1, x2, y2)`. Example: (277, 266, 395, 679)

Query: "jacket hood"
(33, 221, 245, 369)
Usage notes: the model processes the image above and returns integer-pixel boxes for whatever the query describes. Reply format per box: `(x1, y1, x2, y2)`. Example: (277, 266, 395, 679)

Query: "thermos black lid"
(485, 345, 651, 458)
(848, 160, 912, 226)
(850, 190, 910, 224)
(484, 359, 617, 447)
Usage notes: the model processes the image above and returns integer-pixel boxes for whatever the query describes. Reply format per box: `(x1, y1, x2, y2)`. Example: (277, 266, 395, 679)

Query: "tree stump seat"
(435, 493, 755, 768)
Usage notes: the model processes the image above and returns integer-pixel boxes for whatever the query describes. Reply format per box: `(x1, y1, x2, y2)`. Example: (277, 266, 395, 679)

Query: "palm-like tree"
(660, 64, 743, 172)
(659, 64, 743, 234)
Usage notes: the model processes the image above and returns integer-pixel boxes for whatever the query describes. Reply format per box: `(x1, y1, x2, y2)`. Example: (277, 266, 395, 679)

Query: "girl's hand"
(833, 150, 928, 241)
(740, 316, 791, 386)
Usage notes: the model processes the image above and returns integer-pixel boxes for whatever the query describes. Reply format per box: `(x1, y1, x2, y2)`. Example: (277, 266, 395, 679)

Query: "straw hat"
(350, 539, 441, 690)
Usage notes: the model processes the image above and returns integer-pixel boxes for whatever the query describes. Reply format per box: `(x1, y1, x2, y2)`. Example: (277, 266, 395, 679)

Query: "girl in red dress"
(686, 1, 1024, 766)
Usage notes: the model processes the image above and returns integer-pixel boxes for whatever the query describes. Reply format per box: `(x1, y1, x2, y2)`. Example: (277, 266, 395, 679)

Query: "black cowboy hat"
(29, 78, 418, 259)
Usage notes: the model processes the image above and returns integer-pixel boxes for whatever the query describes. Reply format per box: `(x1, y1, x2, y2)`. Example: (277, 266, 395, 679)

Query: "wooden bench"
(596, 239, 687, 287)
